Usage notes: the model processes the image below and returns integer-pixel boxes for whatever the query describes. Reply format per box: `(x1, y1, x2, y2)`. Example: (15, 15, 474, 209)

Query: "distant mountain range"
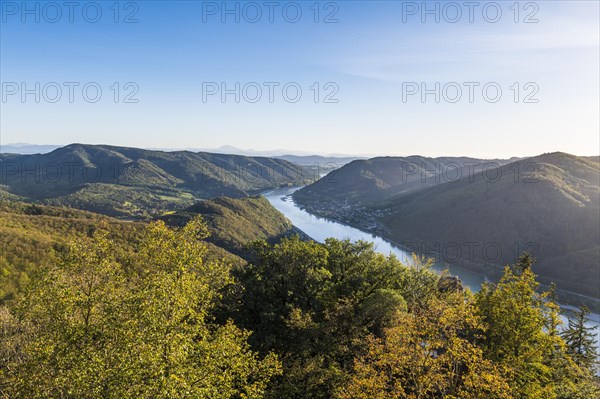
(294, 152, 600, 300)
(0, 144, 63, 154)
(0, 143, 362, 166)
(0, 144, 312, 218)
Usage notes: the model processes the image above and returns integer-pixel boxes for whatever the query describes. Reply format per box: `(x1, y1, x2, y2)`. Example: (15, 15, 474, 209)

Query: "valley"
(294, 152, 600, 302)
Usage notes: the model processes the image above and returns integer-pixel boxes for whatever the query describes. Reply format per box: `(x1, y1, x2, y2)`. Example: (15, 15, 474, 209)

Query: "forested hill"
(293, 155, 515, 206)
(294, 152, 600, 299)
(159, 196, 307, 258)
(0, 144, 311, 218)
(0, 200, 145, 302)
(0, 196, 301, 302)
(380, 152, 600, 298)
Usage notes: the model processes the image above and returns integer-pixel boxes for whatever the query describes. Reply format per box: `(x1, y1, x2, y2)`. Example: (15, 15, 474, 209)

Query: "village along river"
(263, 186, 600, 347)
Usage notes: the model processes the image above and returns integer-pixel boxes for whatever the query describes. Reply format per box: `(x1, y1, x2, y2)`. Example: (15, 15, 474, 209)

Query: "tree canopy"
(0, 218, 280, 399)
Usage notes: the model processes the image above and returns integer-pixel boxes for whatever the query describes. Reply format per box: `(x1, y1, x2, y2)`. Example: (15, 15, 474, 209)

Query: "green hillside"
(159, 196, 305, 257)
(0, 144, 311, 218)
(379, 153, 600, 298)
(0, 201, 143, 301)
(0, 195, 301, 301)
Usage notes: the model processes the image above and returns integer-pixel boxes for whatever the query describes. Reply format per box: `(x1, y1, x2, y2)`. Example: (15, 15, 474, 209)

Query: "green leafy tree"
(475, 254, 598, 399)
(228, 237, 437, 399)
(0, 218, 280, 399)
(337, 293, 513, 399)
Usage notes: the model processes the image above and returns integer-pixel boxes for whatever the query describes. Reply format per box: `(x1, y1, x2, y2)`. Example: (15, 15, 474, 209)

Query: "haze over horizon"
(1, 1, 599, 158)
(1, 141, 597, 159)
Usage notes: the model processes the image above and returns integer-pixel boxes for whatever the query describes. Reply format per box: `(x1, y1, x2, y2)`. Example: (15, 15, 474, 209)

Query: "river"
(263, 186, 600, 348)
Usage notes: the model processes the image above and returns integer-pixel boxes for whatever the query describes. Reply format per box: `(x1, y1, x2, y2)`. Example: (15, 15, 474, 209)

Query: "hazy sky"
(1, 0, 598, 157)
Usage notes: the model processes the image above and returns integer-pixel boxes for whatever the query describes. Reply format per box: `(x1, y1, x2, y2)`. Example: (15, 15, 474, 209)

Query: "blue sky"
(1, 0, 598, 157)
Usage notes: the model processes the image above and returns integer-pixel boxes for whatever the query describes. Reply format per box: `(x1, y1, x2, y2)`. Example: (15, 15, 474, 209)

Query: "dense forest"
(0, 196, 302, 302)
(1, 201, 598, 398)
